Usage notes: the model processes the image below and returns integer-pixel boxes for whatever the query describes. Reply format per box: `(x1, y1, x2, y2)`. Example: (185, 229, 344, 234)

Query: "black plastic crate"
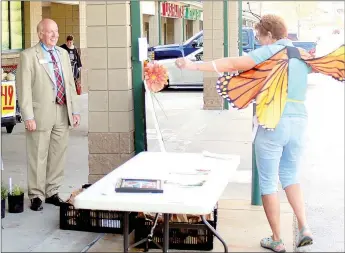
(60, 184, 137, 233)
(134, 208, 218, 251)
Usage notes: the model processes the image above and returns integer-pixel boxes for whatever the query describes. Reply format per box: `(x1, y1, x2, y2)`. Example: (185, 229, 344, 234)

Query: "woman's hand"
(175, 57, 195, 70)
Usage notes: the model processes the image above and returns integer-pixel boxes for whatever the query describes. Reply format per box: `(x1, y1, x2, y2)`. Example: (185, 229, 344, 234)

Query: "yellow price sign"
(1, 81, 16, 118)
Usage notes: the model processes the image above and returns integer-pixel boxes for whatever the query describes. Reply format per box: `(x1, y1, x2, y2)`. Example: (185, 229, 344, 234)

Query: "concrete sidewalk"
(87, 90, 294, 252)
(88, 200, 294, 252)
(1, 91, 294, 252)
(1, 94, 96, 252)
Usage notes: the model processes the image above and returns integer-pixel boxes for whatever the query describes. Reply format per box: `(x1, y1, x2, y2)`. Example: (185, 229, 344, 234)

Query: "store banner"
(184, 7, 202, 20)
(161, 2, 184, 18)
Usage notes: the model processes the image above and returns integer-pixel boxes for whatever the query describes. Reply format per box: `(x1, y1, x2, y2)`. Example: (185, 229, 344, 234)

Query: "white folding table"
(74, 151, 240, 252)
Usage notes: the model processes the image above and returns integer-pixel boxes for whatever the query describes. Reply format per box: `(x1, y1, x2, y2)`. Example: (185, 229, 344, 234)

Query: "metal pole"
(163, 213, 170, 253)
(130, 0, 146, 154)
(238, 0, 243, 56)
(182, 17, 185, 42)
(251, 111, 262, 206)
(242, 2, 262, 206)
(123, 212, 129, 253)
(223, 0, 229, 110)
(158, 0, 162, 45)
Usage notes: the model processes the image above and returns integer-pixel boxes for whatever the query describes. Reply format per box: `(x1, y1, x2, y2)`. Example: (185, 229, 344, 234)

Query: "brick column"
(79, 1, 87, 50)
(203, 1, 224, 110)
(79, 1, 88, 93)
(228, 1, 239, 58)
(148, 1, 159, 47)
(86, 2, 134, 184)
(50, 3, 80, 47)
(24, 2, 42, 49)
(202, 1, 239, 110)
(50, 2, 87, 93)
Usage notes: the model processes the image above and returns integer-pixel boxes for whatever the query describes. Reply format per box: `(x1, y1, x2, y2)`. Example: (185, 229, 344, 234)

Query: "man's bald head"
(37, 19, 59, 48)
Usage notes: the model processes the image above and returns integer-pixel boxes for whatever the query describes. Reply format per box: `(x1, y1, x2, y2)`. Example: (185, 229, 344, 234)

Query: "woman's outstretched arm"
(175, 55, 257, 73)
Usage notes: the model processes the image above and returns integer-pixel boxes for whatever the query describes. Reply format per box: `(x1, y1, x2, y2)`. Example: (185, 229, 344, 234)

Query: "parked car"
(149, 28, 317, 60)
(157, 47, 204, 88)
(148, 29, 255, 61)
(292, 41, 317, 57)
(288, 32, 299, 41)
(156, 48, 249, 88)
(148, 31, 203, 61)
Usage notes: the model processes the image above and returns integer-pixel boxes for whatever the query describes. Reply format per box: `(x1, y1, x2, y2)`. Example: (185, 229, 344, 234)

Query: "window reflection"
(2, 1, 23, 51)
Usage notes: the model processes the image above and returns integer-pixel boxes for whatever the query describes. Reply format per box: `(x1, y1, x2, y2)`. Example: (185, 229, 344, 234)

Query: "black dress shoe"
(30, 197, 43, 211)
(45, 194, 64, 206)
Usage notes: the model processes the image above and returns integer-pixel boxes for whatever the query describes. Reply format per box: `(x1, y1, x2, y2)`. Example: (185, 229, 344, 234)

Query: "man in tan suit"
(16, 19, 80, 211)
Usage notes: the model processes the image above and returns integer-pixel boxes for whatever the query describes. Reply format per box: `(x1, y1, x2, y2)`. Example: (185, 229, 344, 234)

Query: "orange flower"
(144, 62, 168, 92)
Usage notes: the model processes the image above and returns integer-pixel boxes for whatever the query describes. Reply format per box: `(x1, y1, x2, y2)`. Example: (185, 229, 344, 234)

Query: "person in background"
(175, 14, 315, 253)
(16, 19, 81, 211)
(60, 35, 82, 82)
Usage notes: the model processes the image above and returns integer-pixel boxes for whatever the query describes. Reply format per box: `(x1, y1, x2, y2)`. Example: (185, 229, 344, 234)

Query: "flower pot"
(1, 199, 5, 218)
(8, 193, 24, 213)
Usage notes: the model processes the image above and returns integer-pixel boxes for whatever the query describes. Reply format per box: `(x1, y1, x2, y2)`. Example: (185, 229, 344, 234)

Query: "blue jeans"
(254, 116, 307, 195)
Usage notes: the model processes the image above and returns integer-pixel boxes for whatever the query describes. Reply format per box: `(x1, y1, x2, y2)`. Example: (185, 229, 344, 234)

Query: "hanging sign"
(161, 2, 184, 18)
(184, 8, 202, 20)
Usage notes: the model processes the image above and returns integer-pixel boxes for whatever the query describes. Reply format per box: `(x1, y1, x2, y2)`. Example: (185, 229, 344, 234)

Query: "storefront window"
(2, 1, 24, 51)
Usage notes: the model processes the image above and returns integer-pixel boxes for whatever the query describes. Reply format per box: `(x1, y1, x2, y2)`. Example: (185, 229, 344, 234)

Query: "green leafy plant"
(1, 186, 8, 200)
(9, 185, 24, 196)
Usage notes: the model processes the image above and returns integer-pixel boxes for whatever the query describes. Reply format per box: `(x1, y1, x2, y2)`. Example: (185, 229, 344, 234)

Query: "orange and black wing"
(300, 44, 345, 81)
(255, 59, 289, 129)
(216, 48, 289, 110)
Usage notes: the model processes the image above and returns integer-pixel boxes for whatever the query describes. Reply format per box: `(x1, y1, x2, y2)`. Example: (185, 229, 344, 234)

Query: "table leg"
(123, 211, 129, 253)
(201, 215, 228, 253)
(163, 213, 169, 253)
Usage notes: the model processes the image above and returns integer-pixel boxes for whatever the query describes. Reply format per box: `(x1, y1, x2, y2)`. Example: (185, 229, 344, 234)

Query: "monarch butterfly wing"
(255, 60, 289, 130)
(300, 44, 345, 81)
(216, 69, 267, 110)
(216, 48, 288, 109)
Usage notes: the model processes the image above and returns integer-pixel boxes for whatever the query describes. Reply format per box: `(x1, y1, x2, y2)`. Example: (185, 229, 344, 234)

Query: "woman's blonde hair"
(254, 14, 288, 40)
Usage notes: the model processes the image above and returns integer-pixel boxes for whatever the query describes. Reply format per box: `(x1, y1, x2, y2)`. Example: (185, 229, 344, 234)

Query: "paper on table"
(138, 37, 148, 62)
(202, 151, 235, 160)
(166, 172, 209, 187)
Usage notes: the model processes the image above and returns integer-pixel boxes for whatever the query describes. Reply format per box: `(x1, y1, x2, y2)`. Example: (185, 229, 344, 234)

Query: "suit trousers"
(26, 103, 70, 200)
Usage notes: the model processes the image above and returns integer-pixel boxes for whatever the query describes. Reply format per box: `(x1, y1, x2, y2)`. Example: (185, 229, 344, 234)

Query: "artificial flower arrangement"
(144, 61, 168, 92)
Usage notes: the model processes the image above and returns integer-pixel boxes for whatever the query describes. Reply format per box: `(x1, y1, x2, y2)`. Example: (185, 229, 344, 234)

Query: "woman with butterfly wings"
(176, 14, 344, 253)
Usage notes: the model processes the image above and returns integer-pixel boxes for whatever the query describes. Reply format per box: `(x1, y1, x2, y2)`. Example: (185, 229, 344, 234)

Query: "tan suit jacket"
(16, 42, 80, 130)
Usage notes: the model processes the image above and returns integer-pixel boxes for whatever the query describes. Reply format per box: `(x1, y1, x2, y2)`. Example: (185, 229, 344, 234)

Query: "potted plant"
(8, 185, 24, 213)
(1, 185, 7, 218)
